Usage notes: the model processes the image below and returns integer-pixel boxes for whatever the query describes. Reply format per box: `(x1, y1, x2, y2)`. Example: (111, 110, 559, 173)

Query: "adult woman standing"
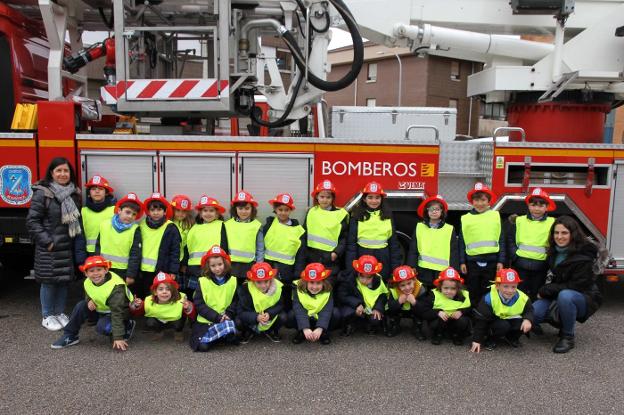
(533, 215, 602, 353)
(26, 157, 82, 331)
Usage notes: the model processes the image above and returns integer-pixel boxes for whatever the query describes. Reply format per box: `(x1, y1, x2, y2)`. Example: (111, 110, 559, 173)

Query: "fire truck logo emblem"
(0, 165, 32, 206)
(201, 196, 208, 204)
(308, 270, 317, 279)
(506, 272, 516, 282)
(257, 269, 266, 278)
(398, 269, 408, 279)
(93, 176, 101, 184)
(281, 195, 290, 203)
(181, 200, 189, 209)
(363, 263, 373, 273)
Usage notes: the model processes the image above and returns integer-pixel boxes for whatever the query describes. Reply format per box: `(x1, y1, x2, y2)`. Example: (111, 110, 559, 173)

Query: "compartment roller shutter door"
(609, 163, 624, 260)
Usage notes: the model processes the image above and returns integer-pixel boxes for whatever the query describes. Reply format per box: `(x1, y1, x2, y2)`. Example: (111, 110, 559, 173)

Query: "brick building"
(325, 43, 483, 137)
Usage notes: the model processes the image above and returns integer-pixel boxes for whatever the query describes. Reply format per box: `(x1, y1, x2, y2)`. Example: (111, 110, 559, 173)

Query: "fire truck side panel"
(37, 102, 78, 181)
(608, 161, 624, 267)
(238, 153, 313, 223)
(160, 152, 234, 207)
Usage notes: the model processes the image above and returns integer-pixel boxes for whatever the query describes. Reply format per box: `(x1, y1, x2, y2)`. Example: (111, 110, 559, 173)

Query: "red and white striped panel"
(100, 79, 229, 104)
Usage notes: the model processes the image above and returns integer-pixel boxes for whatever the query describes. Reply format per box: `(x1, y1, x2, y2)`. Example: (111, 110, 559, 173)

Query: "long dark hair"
(43, 157, 77, 186)
(351, 194, 392, 221)
(547, 215, 587, 255)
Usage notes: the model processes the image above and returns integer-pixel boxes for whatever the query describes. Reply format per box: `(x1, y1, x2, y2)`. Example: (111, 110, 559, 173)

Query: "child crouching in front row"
(130, 272, 195, 342)
(338, 255, 387, 336)
(385, 266, 428, 340)
(422, 267, 471, 346)
(287, 263, 341, 345)
(51, 256, 135, 351)
(190, 245, 239, 352)
(470, 268, 533, 353)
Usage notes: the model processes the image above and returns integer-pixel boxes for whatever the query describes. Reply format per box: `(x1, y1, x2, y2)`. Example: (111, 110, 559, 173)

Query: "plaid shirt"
(200, 320, 237, 344)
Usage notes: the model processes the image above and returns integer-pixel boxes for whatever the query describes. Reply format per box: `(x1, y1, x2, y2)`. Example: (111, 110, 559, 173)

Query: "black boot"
(412, 319, 426, 341)
(341, 317, 354, 337)
(452, 334, 464, 346)
(431, 332, 443, 345)
(320, 332, 331, 345)
(553, 335, 575, 353)
(384, 316, 400, 337)
(292, 331, 305, 344)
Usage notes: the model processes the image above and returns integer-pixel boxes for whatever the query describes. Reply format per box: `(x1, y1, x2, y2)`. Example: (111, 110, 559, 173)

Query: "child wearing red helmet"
(337, 255, 388, 335)
(130, 272, 196, 342)
(287, 263, 341, 345)
(384, 266, 428, 340)
(139, 193, 181, 297)
(79, 175, 116, 257)
(507, 188, 556, 299)
(170, 194, 196, 276)
(470, 268, 533, 353)
(303, 180, 349, 280)
(190, 245, 239, 351)
(185, 196, 228, 296)
(263, 193, 306, 309)
(224, 190, 264, 284)
(346, 181, 401, 282)
(458, 182, 506, 307)
(406, 194, 459, 289)
(236, 262, 286, 344)
(51, 256, 135, 351)
(95, 192, 143, 289)
(421, 267, 471, 346)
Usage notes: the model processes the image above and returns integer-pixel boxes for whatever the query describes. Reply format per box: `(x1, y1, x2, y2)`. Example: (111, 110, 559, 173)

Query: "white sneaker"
(56, 313, 70, 327)
(42, 316, 62, 331)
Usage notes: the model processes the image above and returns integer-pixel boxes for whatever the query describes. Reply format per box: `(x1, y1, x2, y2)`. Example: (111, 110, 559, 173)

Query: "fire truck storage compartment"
(238, 153, 313, 223)
(608, 162, 624, 263)
(160, 152, 234, 207)
(80, 151, 158, 200)
(506, 164, 610, 187)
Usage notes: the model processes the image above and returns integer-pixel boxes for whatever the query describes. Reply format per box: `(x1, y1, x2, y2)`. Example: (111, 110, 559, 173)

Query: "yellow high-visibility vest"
(187, 221, 223, 266)
(247, 279, 283, 331)
(99, 220, 138, 270)
(489, 285, 529, 319)
(306, 207, 348, 252)
(144, 292, 187, 322)
(196, 276, 237, 324)
(515, 216, 555, 261)
(81, 206, 115, 253)
(83, 272, 133, 313)
(432, 289, 471, 316)
(461, 210, 501, 256)
(140, 220, 172, 272)
(357, 211, 392, 249)
(224, 219, 261, 263)
(264, 218, 305, 265)
(416, 222, 453, 271)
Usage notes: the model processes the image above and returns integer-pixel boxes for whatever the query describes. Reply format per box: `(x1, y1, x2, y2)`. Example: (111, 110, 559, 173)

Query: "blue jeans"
(533, 289, 587, 336)
(40, 283, 69, 318)
(63, 300, 112, 337)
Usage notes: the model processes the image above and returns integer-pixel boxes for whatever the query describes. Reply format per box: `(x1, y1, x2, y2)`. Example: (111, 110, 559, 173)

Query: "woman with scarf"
(27, 157, 83, 331)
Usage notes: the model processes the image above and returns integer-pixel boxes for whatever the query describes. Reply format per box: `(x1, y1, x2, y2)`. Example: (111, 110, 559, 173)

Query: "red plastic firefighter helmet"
(231, 190, 258, 207)
(115, 192, 144, 220)
(417, 194, 449, 218)
(494, 268, 523, 285)
(311, 179, 337, 197)
(391, 266, 417, 283)
(247, 262, 277, 281)
(362, 181, 387, 197)
(525, 188, 556, 212)
(170, 194, 193, 211)
(200, 245, 231, 268)
(79, 256, 111, 273)
(143, 192, 173, 220)
(301, 263, 332, 282)
(466, 182, 497, 204)
(85, 175, 114, 193)
(269, 193, 296, 210)
(150, 271, 179, 291)
(195, 195, 226, 214)
(352, 255, 383, 276)
(434, 267, 465, 287)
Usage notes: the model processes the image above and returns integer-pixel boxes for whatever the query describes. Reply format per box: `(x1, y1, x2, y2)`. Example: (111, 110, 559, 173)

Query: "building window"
(367, 63, 377, 82)
(450, 61, 460, 81)
(449, 99, 458, 109)
(481, 102, 507, 120)
(366, 98, 377, 107)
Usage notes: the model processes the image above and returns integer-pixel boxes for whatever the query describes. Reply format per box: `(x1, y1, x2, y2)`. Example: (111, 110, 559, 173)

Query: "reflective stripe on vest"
(83, 272, 133, 313)
(196, 276, 238, 324)
(357, 210, 392, 249)
(515, 215, 555, 261)
(306, 207, 348, 252)
(388, 281, 422, 311)
(173, 220, 189, 262)
(432, 289, 471, 317)
(187, 221, 223, 266)
(264, 218, 305, 265)
(416, 222, 453, 271)
(356, 278, 388, 312)
(489, 285, 529, 319)
(140, 220, 172, 272)
(460, 210, 501, 256)
(144, 292, 187, 322)
(247, 279, 283, 331)
(99, 220, 138, 270)
(81, 206, 115, 253)
(224, 219, 262, 263)
(294, 281, 331, 319)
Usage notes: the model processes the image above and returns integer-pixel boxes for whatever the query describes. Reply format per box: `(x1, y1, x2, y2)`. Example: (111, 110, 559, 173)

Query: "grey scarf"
(49, 181, 82, 237)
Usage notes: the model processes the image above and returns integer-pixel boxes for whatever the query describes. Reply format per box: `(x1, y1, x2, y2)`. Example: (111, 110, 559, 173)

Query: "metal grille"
(438, 142, 487, 208)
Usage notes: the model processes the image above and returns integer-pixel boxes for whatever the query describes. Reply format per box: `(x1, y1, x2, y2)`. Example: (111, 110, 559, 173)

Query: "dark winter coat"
(538, 241, 602, 322)
(26, 182, 82, 284)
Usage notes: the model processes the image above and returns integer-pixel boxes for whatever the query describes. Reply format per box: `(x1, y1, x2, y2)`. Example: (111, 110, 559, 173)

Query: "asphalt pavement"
(1, 275, 623, 414)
